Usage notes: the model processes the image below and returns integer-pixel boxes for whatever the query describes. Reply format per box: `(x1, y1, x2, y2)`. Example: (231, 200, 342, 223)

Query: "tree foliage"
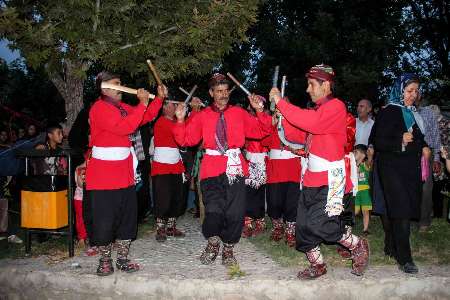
(0, 59, 65, 128)
(224, 0, 406, 108)
(0, 0, 260, 127)
(398, 0, 450, 105)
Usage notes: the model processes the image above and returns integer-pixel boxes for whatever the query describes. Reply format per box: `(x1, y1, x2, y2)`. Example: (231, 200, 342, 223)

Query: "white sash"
(153, 147, 182, 164)
(245, 151, 267, 163)
(244, 151, 267, 188)
(308, 153, 346, 217)
(269, 149, 299, 160)
(91, 146, 138, 183)
(92, 146, 131, 160)
(205, 148, 243, 184)
(345, 152, 358, 196)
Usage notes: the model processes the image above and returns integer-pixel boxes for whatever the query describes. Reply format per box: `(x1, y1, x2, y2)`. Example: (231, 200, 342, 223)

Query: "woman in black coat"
(372, 73, 430, 274)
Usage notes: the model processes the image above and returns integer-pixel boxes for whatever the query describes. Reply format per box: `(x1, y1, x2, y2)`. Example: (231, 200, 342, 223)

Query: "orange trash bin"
(21, 175, 68, 229)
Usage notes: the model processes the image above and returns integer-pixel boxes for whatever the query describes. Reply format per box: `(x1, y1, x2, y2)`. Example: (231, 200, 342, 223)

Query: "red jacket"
(245, 139, 267, 154)
(262, 124, 306, 183)
(86, 96, 163, 190)
(151, 116, 185, 176)
(277, 96, 347, 187)
(344, 112, 356, 193)
(173, 105, 271, 180)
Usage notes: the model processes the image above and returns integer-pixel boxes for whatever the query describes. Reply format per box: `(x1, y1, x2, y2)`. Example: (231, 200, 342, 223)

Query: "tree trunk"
(49, 59, 85, 131)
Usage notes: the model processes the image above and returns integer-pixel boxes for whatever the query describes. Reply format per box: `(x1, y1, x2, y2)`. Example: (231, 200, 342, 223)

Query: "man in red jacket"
(151, 93, 202, 242)
(269, 64, 369, 279)
(242, 102, 269, 239)
(86, 71, 166, 276)
(173, 73, 271, 266)
(261, 111, 306, 247)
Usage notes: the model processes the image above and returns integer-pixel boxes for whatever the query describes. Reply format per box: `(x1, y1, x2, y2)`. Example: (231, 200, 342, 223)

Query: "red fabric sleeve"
(281, 118, 307, 143)
(141, 97, 163, 125)
(244, 111, 272, 140)
(277, 98, 345, 134)
(345, 112, 356, 153)
(173, 111, 203, 147)
(91, 102, 146, 136)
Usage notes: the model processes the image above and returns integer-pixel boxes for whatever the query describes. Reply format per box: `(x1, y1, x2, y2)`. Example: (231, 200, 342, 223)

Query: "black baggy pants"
(200, 174, 246, 244)
(267, 182, 300, 222)
(296, 186, 345, 252)
(89, 186, 137, 246)
(152, 174, 185, 219)
(245, 184, 266, 219)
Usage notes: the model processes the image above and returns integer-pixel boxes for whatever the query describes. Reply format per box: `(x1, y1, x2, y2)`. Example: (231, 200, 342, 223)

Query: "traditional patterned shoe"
(166, 227, 185, 237)
(166, 218, 185, 237)
(200, 237, 220, 265)
(285, 222, 296, 247)
(270, 219, 284, 242)
(155, 227, 167, 242)
(86, 246, 98, 257)
(241, 217, 254, 238)
(155, 218, 167, 242)
(297, 263, 327, 280)
(252, 218, 266, 237)
(96, 258, 114, 276)
(336, 246, 352, 259)
(222, 243, 238, 267)
(116, 258, 140, 273)
(351, 238, 370, 276)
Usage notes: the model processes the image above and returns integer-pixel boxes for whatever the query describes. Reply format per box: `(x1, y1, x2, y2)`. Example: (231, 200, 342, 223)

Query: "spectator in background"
(17, 127, 25, 140)
(441, 146, 450, 173)
(33, 124, 67, 175)
(429, 104, 450, 218)
(0, 129, 9, 147)
(415, 95, 441, 232)
(26, 124, 38, 139)
(9, 129, 17, 144)
(372, 73, 430, 274)
(353, 144, 374, 235)
(355, 99, 374, 146)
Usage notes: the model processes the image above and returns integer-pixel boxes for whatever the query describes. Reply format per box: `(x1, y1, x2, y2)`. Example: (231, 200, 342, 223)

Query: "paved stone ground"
(1, 215, 450, 299)
(0, 215, 292, 280)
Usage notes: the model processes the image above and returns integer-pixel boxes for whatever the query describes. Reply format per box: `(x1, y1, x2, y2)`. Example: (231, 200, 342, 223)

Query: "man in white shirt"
(355, 99, 374, 146)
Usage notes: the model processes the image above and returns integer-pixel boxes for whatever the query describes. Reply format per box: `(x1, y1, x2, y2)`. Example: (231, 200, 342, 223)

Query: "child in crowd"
(74, 160, 97, 255)
(354, 144, 374, 235)
(74, 161, 87, 247)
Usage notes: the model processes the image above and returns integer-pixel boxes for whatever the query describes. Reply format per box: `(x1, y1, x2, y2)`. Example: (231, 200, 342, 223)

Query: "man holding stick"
(151, 92, 202, 242)
(269, 64, 369, 279)
(86, 71, 167, 276)
(173, 73, 271, 266)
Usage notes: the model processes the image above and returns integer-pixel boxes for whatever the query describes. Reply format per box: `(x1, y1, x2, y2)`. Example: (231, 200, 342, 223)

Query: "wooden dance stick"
(179, 86, 205, 107)
(146, 59, 163, 86)
(226, 73, 251, 96)
(100, 82, 155, 99)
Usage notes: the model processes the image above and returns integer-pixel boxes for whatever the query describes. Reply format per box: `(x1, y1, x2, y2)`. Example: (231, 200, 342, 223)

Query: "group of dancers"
(85, 64, 369, 279)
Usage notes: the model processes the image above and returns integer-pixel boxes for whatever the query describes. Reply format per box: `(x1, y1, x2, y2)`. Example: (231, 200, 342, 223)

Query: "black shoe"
(399, 262, 418, 274)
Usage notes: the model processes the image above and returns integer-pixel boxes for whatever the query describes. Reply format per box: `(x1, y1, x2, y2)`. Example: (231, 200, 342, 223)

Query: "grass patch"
(0, 234, 70, 261)
(248, 216, 450, 268)
(227, 263, 246, 279)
